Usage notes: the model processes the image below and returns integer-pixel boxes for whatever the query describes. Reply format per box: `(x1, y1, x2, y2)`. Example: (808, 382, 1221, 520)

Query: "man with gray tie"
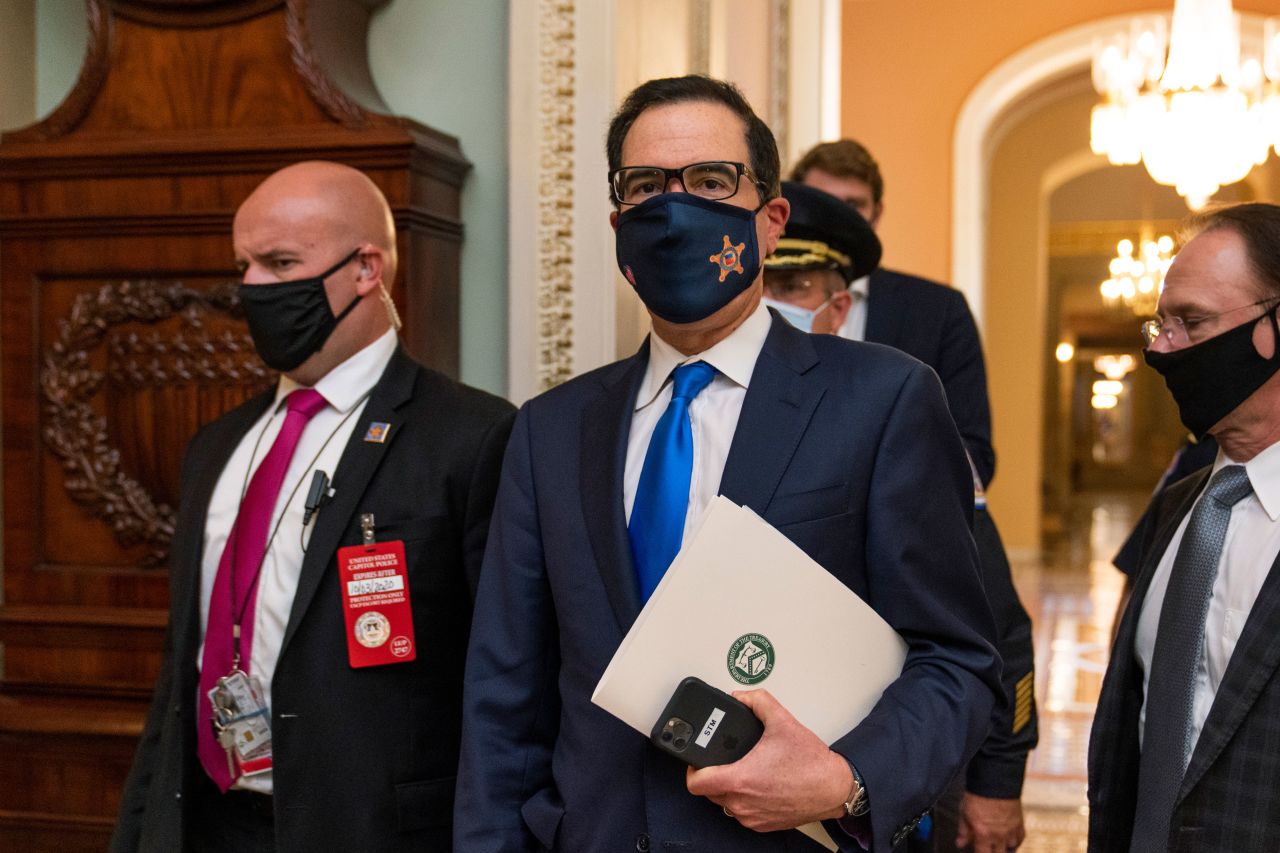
(1089, 202, 1280, 852)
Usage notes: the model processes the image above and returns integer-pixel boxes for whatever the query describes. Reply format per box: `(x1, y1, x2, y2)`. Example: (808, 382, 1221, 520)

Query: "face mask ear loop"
(332, 294, 363, 327)
(1266, 306, 1280, 363)
(319, 248, 362, 280)
(323, 248, 367, 328)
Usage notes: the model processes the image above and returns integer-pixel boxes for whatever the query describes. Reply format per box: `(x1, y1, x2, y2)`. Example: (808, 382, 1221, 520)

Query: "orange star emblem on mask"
(709, 235, 746, 283)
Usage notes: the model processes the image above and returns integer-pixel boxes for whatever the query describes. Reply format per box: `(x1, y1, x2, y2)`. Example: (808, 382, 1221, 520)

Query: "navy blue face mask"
(615, 193, 764, 324)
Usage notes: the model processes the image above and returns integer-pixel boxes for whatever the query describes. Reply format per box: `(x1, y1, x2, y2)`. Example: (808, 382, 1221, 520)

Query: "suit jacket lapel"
(175, 391, 275, 668)
(862, 270, 902, 347)
(1124, 470, 1211, 636)
(580, 348, 648, 633)
(718, 315, 822, 514)
(1181, 525, 1280, 801)
(278, 347, 416, 658)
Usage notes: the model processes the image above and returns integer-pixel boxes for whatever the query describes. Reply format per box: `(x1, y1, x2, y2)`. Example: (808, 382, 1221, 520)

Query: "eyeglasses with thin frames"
(1140, 296, 1280, 347)
(609, 161, 764, 206)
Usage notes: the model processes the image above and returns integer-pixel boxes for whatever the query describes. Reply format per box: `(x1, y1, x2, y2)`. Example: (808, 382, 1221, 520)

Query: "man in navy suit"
(455, 76, 1000, 852)
(791, 143, 1036, 852)
(790, 141, 993, 486)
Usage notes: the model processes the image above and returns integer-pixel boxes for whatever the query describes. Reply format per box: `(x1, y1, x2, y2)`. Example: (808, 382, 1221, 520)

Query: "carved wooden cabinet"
(0, 1, 469, 847)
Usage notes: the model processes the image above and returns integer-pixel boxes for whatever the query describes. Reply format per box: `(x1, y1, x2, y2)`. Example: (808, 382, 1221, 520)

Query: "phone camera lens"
(673, 737, 687, 749)
(661, 731, 672, 742)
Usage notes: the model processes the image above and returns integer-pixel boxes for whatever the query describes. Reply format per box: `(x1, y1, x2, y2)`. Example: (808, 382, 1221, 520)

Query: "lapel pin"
(363, 422, 391, 443)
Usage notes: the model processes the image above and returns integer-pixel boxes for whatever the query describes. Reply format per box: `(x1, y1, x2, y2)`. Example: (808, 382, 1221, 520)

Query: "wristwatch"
(843, 762, 869, 817)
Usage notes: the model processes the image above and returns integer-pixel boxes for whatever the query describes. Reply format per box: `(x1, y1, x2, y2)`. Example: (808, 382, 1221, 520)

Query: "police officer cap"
(765, 181, 882, 284)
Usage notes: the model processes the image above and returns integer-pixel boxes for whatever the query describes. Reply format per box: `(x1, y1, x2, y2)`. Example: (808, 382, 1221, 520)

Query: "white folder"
(592, 496, 908, 850)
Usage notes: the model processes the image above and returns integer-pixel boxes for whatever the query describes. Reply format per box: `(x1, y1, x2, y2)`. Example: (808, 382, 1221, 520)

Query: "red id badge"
(337, 540, 418, 667)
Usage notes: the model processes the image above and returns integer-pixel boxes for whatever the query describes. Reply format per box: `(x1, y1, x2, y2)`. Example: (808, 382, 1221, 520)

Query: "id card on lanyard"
(337, 513, 417, 667)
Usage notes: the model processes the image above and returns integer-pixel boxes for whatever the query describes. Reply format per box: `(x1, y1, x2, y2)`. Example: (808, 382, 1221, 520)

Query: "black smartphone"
(649, 676, 764, 768)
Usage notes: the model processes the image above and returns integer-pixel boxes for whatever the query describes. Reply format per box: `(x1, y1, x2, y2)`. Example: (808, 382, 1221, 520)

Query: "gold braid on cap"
(764, 237, 852, 269)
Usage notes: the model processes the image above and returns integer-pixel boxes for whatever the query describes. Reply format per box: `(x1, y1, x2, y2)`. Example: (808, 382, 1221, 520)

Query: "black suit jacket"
(456, 314, 1000, 852)
(1089, 467, 1280, 851)
(864, 269, 994, 487)
(863, 269, 1034, 798)
(111, 347, 514, 853)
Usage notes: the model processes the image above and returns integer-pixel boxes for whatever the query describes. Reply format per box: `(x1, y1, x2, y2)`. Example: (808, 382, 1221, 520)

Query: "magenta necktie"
(198, 387, 328, 790)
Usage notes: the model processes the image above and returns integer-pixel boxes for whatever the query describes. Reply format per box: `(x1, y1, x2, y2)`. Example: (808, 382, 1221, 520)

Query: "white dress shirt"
(197, 328, 397, 792)
(623, 300, 772, 546)
(836, 274, 870, 342)
(1135, 440, 1280, 754)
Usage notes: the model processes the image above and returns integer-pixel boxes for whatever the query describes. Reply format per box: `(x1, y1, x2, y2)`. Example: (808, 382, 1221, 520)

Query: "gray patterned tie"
(1130, 464, 1253, 852)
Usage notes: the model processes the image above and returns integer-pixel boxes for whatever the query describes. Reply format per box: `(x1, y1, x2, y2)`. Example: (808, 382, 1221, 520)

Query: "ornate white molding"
(534, 0, 576, 393)
(510, 0, 616, 404)
(769, 0, 790, 161)
(690, 0, 711, 75)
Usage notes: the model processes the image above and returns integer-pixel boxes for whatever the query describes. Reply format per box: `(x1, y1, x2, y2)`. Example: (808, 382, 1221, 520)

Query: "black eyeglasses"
(609, 161, 763, 206)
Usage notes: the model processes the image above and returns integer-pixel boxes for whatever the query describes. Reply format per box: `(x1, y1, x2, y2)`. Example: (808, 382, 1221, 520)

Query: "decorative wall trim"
(769, 0, 790, 161)
(689, 0, 712, 75)
(534, 0, 577, 393)
(509, 0, 616, 404)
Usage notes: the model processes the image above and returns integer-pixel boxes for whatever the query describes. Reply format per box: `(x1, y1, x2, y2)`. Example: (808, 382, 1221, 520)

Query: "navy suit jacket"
(864, 269, 1033, 797)
(455, 313, 1000, 852)
(1089, 467, 1280, 851)
(864, 269, 994, 487)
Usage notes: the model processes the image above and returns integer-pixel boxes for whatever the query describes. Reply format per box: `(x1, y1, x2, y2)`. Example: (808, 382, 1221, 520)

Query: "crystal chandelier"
(1090, 0, 1280, 209)
(1099, 234, 1174, 317)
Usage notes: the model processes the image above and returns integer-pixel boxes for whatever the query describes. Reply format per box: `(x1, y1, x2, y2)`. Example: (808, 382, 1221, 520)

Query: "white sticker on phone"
(696, 707, 726, 747)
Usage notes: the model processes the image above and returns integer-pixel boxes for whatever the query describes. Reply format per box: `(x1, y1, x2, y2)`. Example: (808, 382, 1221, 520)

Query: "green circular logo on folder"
(727, 633, 775, 685)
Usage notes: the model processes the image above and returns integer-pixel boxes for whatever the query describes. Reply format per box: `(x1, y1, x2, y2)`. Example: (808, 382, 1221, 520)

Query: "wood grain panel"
(0, 0, 468, 845)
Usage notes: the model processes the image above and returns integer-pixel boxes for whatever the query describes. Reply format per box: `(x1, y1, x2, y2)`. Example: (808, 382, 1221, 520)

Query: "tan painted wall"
(986, 86, 1098, 547)
(839, 0, 1280, 549)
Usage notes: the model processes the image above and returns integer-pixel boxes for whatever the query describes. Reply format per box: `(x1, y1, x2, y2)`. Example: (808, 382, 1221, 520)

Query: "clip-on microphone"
(303, 470, 334, 526)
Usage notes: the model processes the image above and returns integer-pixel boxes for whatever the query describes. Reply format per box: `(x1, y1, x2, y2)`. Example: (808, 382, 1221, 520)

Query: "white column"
(507, 0, 618, 405)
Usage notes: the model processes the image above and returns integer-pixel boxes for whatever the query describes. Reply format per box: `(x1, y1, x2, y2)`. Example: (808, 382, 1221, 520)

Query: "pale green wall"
(26, 0, 510, 396)
(34, 0, 82, 116)
(0, 0, 36, 131)
(370, 0, 509, 396)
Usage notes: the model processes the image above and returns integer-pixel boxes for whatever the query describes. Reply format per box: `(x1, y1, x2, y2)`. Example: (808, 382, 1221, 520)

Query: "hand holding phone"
(650, 676, 764, 768)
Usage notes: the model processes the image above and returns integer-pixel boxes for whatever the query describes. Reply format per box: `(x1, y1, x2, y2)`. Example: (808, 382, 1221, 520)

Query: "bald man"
(110, 162, 515, 853)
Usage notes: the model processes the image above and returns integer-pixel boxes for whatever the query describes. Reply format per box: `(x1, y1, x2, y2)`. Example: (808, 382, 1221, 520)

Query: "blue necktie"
(1130, 464, 1252, 851)
(629, 361, 717, 602)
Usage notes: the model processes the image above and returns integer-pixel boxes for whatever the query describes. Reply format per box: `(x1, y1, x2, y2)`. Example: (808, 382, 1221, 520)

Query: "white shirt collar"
(275, 328, 398, 415)
(1215, 439, 1280, 522)
(634, 299, 772, 411)
(849, 274, 870, 299)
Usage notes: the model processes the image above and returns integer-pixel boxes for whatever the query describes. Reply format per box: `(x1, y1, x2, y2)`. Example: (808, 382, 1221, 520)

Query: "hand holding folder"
(592, 496, 908, 849)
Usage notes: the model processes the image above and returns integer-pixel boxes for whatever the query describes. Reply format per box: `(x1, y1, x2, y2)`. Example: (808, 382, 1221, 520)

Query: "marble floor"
(1010, 491, 1149, 852)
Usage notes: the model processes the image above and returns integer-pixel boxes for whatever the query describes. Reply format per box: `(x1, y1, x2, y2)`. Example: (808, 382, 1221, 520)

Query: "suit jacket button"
(635, 833, 650, 852)
(175, 790, 182, 800)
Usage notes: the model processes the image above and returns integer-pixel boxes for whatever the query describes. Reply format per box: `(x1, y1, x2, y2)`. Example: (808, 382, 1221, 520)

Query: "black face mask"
(1144, 306, 1280, 438)
(238, 249, 363, 372)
